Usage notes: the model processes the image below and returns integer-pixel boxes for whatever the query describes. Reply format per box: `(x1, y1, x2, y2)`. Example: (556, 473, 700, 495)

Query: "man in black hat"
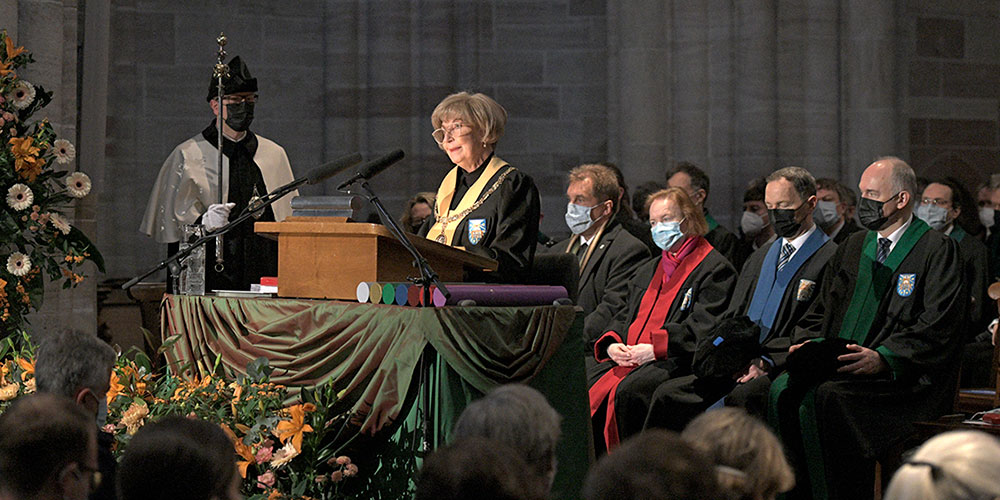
(141, 56, 297, 291)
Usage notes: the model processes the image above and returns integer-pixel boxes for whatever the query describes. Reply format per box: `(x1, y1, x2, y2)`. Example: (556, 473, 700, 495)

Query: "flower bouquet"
(0, 30, 103, 337)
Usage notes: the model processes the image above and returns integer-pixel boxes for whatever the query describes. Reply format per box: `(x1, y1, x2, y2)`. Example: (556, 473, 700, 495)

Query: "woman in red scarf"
(589, 187, 737, 452)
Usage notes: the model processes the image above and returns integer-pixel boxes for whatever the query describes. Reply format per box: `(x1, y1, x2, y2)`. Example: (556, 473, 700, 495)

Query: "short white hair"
(884, 430, 1000, 500)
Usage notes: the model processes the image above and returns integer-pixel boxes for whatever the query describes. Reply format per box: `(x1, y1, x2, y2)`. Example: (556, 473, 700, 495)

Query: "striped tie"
(876, 237, 891, 264)
(777, 242, 795, 272)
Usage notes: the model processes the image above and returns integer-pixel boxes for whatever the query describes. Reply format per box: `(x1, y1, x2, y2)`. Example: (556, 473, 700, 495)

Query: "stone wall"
(905, 0, 1000, 191)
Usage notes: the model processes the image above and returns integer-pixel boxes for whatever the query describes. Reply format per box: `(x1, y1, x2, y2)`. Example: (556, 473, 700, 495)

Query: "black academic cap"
(206, 55, 258, 101)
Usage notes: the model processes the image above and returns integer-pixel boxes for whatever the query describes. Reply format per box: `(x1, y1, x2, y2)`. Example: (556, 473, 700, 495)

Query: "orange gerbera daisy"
(274, 404, 314, 452)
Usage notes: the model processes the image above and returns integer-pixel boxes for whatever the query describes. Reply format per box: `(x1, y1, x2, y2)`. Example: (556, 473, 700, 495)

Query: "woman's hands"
(608, 343, 656, 367)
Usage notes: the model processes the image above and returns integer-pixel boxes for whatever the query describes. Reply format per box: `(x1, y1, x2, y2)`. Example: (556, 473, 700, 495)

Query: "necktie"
(876, 237, 891, 264)
(777, 242, 795, 272)
(576, 241, 589, 264)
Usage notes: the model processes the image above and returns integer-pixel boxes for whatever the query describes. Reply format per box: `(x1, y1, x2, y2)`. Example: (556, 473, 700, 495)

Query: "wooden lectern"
(255, 217, 498, 300)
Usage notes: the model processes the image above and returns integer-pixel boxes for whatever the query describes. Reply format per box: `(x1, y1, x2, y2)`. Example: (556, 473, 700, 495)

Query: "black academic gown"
(832, 217, 862, 245)
(588, 247, 737, 444)
(166, 125, 278, 292)
(614, 210, 658, 254)
(419, 162, 540, 283)
(704, 212, 739, 266)
(776, 225, 964, 500)
(648, 233, 838, 430)
(953, 226, 992, 386)
(550, 220, 651, 346)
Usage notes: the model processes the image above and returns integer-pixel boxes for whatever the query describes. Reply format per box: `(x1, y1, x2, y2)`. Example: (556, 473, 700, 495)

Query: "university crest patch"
(796, 279, 816, 302)
(468, 219, 487, 245)
(896, 274, 916, 297)
(680, 288, 693, 311)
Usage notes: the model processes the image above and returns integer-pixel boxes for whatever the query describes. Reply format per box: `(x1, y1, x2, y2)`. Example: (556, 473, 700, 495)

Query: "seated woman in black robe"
(588, 187, 737, 451)
(419, 92, 540, 283)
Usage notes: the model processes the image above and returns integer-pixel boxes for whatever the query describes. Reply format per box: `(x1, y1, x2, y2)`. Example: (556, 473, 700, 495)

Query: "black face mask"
(858, 192, 900, 231)
(769, 205, 804, 239)
(225, 102, 255, 132)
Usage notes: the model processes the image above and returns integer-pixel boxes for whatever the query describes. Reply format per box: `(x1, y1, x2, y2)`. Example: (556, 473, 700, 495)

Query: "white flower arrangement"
(5, 253, 30, 277)
(51, 138, 75, 165)
(48, 212, 70, 235)
(5, 184, 31, 211)
(8, 80, 34, 110)
(65, 172, 91, 198)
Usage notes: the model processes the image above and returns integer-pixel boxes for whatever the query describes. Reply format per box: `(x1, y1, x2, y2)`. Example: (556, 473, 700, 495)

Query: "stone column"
(840, 0, 903, 184)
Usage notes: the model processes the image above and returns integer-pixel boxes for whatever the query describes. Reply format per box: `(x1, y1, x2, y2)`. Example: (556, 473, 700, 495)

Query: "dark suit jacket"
(551, 221, 651, 344)
(832, 217, 862, 245)
(955, 228, 990, 334)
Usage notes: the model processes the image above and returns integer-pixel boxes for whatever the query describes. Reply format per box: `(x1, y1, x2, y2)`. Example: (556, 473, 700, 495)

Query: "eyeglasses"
(921, 198, 951, 207)
(432, 123, 472, 144)
(223, 94, 258, 104)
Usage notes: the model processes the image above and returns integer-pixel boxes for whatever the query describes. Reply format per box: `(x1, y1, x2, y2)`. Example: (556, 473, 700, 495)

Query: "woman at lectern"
(419, 92, 541, 283)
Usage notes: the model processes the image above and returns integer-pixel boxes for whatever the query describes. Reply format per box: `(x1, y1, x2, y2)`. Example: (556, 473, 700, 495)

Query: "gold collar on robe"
(427, 155, 509, 246)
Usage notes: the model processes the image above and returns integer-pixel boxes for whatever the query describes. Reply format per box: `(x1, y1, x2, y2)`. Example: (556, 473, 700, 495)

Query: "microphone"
(336, 149, 406, 190)
(305, 152, 363, 185)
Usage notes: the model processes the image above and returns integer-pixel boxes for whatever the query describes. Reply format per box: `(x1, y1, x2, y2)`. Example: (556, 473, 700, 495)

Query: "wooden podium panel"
(255, 218, 497, 300)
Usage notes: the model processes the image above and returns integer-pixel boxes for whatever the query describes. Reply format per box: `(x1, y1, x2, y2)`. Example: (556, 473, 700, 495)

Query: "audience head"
(741, 177, 770, 238)
(765, 167, 817, 240)
(565, 164, 620, 237)
(117, 416, 239, 500)
(633, 181, 666, 221)
(0, 394, 98, 500)
(431, 91, 507, 150)
(452, 384, 561, 491)
(646, 187, 709, 251)
(976, 181, 996, 229)
(415, 437, 545, 500)
(858, 156, 918, 232)
(583, 429, 721, 500)
(842, 181, 859, 219)
(401, 191, 436, 233)
(34, 329, 116, 421)
(681, 408, 794, 500)
(598, 162, 633, 217)
(814, 178, 851, 230)
(917, 179, 969, 233)
(884, 430, 1000, 500)
(667, 162, 711, 207)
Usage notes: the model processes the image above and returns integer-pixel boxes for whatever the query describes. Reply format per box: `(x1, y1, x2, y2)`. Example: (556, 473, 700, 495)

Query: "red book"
(260, 277, 278, 287)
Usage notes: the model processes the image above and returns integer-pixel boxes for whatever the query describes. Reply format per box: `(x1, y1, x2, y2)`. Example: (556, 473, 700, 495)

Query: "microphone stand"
(341, 178, 451, 452)
(122, 176, 308, 291)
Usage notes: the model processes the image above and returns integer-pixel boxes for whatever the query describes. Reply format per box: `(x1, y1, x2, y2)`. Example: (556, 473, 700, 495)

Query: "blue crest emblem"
(680, 288, 693, 311)
(897, 274, 916, 297)
(468, 219, 487, 245)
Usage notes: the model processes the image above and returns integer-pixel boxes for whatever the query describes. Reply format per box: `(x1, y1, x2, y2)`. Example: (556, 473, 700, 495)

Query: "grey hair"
(876, 156, 919, 205)
(35, 329, 116, 397)
(452, 384, 562, 482)
(766, 166, 817, 201)
(884, 430, 1000, 500)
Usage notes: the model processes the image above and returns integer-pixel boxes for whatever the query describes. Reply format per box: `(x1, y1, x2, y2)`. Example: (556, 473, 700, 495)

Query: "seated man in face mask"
(814, 178, 861, 244)
(551, 164, 651, 347)
(140, 56, 297, 291)
(734, 177, 775, 271)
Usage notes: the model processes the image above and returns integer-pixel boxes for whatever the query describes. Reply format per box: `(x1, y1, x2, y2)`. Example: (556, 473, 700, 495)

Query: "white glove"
(202, 203, 235, 232)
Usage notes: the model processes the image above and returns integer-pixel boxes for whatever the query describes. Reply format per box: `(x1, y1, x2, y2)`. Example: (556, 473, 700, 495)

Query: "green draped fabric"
(160, 294, 589, 499)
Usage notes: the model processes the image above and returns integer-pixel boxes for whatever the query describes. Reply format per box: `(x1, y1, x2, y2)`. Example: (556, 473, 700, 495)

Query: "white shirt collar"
(881, 214, 913, 253)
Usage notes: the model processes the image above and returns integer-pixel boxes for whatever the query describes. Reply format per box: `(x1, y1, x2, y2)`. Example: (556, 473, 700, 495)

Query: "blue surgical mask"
(651, 221, 684, 251)
(915, 203, 949, 231)
(565, 203, 602, 235)
(813, 200, 839, 228)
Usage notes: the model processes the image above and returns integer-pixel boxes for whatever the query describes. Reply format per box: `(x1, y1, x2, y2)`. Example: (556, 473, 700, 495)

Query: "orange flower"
(220, 424, 255, 479)
(274, 404, 314, 451)
(8, 137, 42, 182)
(267, 491, 282, 500)
(4, 34, 26, 61)
(15, 357, 32, 381)
(106, 370, 123, 405)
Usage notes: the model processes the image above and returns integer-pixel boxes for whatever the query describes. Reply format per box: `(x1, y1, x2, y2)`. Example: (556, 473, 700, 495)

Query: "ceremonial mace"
(212, 33, 228, 272)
